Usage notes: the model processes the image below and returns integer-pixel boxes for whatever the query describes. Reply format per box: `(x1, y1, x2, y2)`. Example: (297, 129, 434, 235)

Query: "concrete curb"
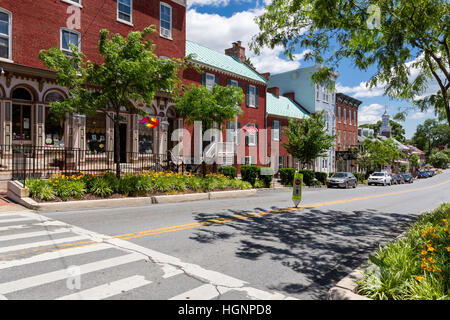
(14, 189, 258, 211)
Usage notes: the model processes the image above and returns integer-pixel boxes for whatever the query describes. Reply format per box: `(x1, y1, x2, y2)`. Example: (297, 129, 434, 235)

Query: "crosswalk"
(0, 211, 297, 300)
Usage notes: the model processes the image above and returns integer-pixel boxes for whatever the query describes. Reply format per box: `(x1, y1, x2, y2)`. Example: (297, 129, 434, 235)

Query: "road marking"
(0, 224, 29, 232)
(0, 235, 88, 254)
(0, 217, 38, 225)
(0, 253, 144, 295)
(0, 229, 70, 242)
(56, 275, 151, 300)
(169, 284, 230, 300)
(0, 243, 112, 270)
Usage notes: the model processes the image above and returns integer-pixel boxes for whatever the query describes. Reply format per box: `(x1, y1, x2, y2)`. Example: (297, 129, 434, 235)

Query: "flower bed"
(357, 203, 449, 300)
(25, 171, 253, 202)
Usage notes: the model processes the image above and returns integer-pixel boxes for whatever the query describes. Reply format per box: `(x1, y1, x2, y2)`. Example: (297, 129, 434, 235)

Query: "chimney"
(261, 72, 271, 81)
(283, 92, 295, 101)
(268, 87, 280, 98)
(225, 41, 246, 62)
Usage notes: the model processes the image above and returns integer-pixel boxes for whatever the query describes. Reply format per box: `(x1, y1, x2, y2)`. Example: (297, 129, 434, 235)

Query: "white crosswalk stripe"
(0, 235, 87, 254)
(0, 253, 144, 295)
(0, 224, 29, 232)
(0, 217, 38, 225)
(56, 275, 151, 300)
(169, 284, 230, 300)
(0, 229, 70, 242)
(0, 243, 112, 270)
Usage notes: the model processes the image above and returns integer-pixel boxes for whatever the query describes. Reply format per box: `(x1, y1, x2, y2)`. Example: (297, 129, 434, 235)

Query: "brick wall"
(1, 0, 186, 69)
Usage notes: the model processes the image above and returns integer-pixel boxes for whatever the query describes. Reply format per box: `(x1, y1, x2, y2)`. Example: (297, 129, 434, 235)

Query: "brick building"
(0, 0, 186, 170)
(182, 40, 268, 168)
(335, 92, 361, 172)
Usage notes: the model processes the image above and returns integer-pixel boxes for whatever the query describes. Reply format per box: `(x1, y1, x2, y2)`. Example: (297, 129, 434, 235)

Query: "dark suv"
(401, 173, 413, 183)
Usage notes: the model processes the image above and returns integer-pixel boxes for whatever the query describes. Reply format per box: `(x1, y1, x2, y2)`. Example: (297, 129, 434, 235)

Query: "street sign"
(292, 173, 303, 207)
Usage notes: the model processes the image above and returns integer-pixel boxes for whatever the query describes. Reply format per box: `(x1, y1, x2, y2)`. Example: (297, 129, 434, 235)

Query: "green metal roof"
(186, 40, 267, 84)
(266, 93, 310, 119)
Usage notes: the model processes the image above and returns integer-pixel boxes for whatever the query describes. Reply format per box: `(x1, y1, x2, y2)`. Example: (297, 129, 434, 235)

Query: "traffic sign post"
(292, 173, 303, 208)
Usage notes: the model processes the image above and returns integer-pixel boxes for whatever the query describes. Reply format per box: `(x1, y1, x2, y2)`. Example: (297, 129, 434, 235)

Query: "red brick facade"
(1, 0, 186, 68)
(335, 93, 361, 151)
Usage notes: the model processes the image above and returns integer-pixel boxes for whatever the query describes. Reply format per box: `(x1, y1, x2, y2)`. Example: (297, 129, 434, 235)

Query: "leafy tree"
(362, 137, 400, 171)
(282, 111, 335, 168)
(251, 0, 450, 126)
(174, 84, 244, 132)
(411, 119, 450, 158)
(430, 151, 449, 168)
(409, 153, 420, 173)
(39, 26, 184, 178)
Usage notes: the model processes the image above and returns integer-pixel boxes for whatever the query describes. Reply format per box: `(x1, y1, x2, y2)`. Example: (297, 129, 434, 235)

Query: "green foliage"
(411, 119, 450, 158)
(39, 26, 184, 177)
(328, 172, 335, 177)
(282, 111, 335, 167)
(357, 203, 450, 300)
(314, 172, 328, 185)
(219, 166, 237, 179)
(360, 120, 407, 143)
(229, 179, 252, 190)
(298, 169, 315, 186)
(175, 84, 244, 130)
(26, 179, 56, 201)
(118, 174, 137, 196)
(362, 137, 401, 171)
(251, 0, 450, 126)
(430, 151, 449, 168)
(279, 168, 296, 186)
(254, 180, 265, 188)
(89, 177, 114, 198)
(353, 172, 365, 184)
(55, 180, 86, 201)
(409, 154, 420, 169)
(241, 165, 260, 186)
(258, 167, 274, 188)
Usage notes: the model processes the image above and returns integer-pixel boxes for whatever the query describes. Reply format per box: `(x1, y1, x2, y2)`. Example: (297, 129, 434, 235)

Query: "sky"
(185, 0, 440, 139)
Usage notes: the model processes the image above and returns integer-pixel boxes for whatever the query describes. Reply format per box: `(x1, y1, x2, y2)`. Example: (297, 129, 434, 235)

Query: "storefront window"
(138, 106, 155, 154)
(45, 107, 64, 146)
(12, 104, 31, 140)
(86, 113, 106, 154)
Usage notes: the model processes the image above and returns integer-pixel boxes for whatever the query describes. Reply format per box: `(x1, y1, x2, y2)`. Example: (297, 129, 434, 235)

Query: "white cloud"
(186, 8, 308, 75)
(358, 103, 385, 123)
(336, 82, 385, 98)
(187, 0, 231, 8)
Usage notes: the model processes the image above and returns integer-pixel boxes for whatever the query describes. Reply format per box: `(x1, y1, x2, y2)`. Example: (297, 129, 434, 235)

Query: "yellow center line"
(1, 178, 449, 259)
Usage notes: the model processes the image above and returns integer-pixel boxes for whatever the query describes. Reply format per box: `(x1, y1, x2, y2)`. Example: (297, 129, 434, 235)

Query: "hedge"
(298, 169, 315, 186)
(279, 168, 296, 186)
(314, 172, 328, 185)
(241, 165, 260, 186)
(219, 166, 237, 179)
(258, 167, 274, 188)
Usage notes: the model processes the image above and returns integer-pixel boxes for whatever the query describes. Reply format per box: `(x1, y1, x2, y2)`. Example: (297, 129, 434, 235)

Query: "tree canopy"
(251, 0, 450, 126)
(359, 119, 406, 143)
(282, 111, 335, 167)
(39, 26, 185, 177)
(411, 119, 450, 157)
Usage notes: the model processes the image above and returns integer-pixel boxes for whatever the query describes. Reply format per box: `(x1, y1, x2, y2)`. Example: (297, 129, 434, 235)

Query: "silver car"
(327, 172, 357, 189)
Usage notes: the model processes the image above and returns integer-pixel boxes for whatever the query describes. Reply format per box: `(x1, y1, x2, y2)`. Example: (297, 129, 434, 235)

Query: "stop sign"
(295, 178, 301, 185)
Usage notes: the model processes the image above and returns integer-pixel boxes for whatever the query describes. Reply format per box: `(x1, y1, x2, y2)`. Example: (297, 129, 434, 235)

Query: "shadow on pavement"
(189, 207, 418, 299)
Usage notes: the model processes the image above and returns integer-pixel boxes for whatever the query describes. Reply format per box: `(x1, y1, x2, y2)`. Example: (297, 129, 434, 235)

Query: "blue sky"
(186, 0, 439, 139)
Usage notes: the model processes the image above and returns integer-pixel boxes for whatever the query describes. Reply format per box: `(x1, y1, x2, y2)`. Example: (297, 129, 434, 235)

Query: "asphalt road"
(0, 170, 449, 300)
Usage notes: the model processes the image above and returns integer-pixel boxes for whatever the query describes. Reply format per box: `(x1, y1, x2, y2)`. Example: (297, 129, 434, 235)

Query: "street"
(0, 170, 449, 300)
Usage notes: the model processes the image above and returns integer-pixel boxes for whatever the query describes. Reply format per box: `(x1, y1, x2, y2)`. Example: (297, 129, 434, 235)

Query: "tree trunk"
(114, 113, 121, 179)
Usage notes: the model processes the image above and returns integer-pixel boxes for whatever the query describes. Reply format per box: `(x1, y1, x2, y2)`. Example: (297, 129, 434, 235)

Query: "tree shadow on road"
(189, 207, 418, 299)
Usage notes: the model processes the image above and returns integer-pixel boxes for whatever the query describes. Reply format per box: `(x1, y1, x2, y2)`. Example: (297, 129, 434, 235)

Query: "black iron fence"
(0, 145, 219, 184)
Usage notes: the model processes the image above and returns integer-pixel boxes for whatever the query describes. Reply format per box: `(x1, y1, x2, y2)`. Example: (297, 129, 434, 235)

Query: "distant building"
(379, 110, 392, 138)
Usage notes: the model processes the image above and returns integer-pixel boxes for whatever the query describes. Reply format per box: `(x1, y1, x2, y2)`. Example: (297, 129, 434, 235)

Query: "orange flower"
(415, 276, 423, 282)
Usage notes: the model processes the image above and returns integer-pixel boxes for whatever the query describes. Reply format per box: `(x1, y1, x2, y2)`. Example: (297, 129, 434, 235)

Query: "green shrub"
(216, 177, 231, 190)
(201, 178, 218, 192)
(258, 167, 274, 188)
(101, 172, 119, 193)
(38, 184, 57, 201)
(328, 172, 335, 177)
(240, 165, 259, 186)
(56, 180, 86, 201)
(298, 169, 315, 186)
(230, 179, 252, 190)
(254, 180, 265, 188)
(118, 174, 137, 196)
(186, 177, 203, 192)
(153, 177, 173, 193)
(353, 173, 365, 183)
(357, 203, 450, 300)
(219, 166, 237, 179)
(89, 177, 114, 198)
(26, 179, 56, 201)
(279, 168, 295, 186)
(314, 172, 328, 185)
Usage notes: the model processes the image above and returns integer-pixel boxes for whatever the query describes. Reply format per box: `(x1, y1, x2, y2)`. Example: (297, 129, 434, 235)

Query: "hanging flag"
(243, 125, 258, 135)
(140, 116, 159, 128)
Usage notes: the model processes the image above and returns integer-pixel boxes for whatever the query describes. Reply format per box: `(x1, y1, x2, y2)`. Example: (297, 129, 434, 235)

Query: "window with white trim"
(117, 0, 132, 24)
(245, 123, 257, 146)
(61, 0, 81, 6)
(0, 8, 11, 60)
(272, 120, 280, 141)
(338, 106, 341, 123)
(248, 85, 256, 107)
(230, 79, 238, 87)
(344, 108, 347, 124)
(205, 73, 215, 90)
(60, 28, 80, 56)
(160, 3, 172, 39)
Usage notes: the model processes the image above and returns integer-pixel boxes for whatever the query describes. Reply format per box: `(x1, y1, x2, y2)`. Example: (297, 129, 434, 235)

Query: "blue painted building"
(268, 65, 338, 173)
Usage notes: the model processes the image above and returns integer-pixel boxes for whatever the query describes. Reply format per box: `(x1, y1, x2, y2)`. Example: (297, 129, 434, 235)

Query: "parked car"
(427, 170, 436, 177)
(390, 174, 398, 185)
(327, 172, 357, 189)
(401, 173, 413, 183)
(395, 174, 405, 184)
(368, 172, 392, 186)
(418, 171, 429, 179)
